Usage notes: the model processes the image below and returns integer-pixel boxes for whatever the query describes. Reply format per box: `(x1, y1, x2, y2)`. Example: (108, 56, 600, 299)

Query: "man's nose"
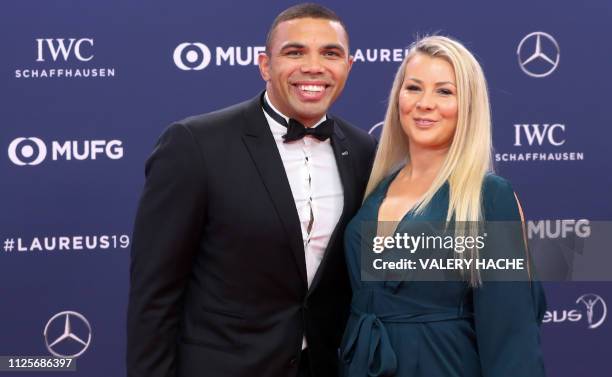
(301, 54, 325, 74)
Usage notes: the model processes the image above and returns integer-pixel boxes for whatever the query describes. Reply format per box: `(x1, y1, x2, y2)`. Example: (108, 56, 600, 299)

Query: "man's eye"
(324, 51, 340, 57)
(286, 50, 303, 56)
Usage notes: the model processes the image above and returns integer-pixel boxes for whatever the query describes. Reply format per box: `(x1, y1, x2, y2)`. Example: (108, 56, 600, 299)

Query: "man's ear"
(347, 54, 354, 73)
(258, 53, 270, 81)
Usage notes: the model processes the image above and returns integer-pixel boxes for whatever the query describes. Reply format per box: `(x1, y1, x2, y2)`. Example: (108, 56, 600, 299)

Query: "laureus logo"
(368, 121, 384, 140)
(576, 294, 607, 329)
(543, 293, 607, 330)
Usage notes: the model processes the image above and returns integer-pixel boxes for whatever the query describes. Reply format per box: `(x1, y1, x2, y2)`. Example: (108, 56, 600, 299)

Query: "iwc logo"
(43, 311, 92, 358)
(15, 38, 116, 79)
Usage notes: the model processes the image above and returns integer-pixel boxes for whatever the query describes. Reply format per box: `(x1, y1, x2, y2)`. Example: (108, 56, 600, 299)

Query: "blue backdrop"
(1, 1, 610, 376)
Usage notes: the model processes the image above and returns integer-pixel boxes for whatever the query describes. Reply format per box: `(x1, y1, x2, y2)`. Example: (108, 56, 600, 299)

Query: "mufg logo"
(36, 38, 94, 62)
(543, 293, 607, 330)
(173, 42, 212, 70)
(7, 137, 124, 166)
(527, 219, 591, 239)
(173, 42, 265, 71)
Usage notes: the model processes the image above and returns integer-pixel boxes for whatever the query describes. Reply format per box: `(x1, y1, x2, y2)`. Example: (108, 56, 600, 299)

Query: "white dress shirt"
(262, 92, 344, 348)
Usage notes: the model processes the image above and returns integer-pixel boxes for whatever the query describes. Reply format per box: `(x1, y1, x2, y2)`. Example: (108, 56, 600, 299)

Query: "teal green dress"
(339, 172, 546, 377)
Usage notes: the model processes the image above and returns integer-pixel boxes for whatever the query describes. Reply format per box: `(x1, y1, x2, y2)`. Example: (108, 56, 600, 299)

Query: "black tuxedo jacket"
(127, 93, 377, 377)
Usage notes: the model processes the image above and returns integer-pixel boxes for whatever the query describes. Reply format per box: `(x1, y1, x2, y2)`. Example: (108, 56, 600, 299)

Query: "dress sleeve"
(472, 175, 547, 377)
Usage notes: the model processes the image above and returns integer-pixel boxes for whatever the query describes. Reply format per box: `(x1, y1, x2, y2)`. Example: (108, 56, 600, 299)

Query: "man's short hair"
(265, 3, 349, 54)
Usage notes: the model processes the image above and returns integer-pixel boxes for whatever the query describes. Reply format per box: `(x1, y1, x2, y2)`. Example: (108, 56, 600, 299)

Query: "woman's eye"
(438, 88, 453, 95)
(406, 85, 421, 91)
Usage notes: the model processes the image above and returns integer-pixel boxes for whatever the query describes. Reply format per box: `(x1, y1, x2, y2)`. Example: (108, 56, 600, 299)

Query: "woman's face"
(398, 53, 458, 152)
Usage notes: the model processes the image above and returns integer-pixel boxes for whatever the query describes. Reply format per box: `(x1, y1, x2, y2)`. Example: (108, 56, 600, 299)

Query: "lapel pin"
(341, 151, 349, 156)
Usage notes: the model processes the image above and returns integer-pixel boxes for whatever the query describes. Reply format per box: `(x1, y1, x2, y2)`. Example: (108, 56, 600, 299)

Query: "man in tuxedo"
(127, 4, 377, 377)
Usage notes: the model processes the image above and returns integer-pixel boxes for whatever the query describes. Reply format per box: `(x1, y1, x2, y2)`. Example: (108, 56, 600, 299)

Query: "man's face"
(259, 17, 353, 127)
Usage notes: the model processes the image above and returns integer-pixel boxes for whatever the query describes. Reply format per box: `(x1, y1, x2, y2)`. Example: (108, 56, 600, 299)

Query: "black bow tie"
(262, 95, 334, 143)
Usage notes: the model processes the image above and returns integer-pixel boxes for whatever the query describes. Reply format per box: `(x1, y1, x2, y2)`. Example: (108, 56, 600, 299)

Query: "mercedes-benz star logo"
(517, 31, 560, 78)
(43, 311, 92, 358)
(576, 294, 607, 329)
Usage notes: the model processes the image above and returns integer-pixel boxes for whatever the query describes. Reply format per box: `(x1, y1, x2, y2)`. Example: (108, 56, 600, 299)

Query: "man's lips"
(291, 82, 330, 101)
(297, 83, 326, 92)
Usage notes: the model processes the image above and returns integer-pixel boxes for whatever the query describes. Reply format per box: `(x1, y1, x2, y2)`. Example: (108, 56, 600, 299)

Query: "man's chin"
(295, 112, 328, 125)
(291, 103, 331, 121)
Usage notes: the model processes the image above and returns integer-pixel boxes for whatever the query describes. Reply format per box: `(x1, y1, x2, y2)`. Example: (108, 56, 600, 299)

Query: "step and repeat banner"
(1, 1, 611, 376)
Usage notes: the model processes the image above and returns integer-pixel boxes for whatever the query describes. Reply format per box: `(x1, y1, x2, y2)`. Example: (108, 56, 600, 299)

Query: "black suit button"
(289, 357, 298, 366)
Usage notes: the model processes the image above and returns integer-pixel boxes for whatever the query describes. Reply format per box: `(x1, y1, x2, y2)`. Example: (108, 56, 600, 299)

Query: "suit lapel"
(241, 94, 308, 288)
(307, 122, 355, 295)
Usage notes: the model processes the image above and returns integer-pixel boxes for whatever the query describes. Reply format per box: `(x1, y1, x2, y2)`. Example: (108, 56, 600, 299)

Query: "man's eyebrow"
(321, 43, 346, 52)
(279, 42, 347, 54)
(279, 42, 306, 51)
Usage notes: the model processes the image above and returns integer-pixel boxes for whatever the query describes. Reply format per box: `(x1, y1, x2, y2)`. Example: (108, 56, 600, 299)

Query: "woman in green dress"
(339, 36, 546, 377)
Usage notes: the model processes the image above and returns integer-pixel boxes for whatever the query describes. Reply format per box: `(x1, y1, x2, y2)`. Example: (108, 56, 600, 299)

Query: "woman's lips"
(413, 117, 438, 127)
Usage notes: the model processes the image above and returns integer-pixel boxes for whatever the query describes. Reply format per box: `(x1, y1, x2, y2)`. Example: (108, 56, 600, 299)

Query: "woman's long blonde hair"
(365, 35, 493, 286)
